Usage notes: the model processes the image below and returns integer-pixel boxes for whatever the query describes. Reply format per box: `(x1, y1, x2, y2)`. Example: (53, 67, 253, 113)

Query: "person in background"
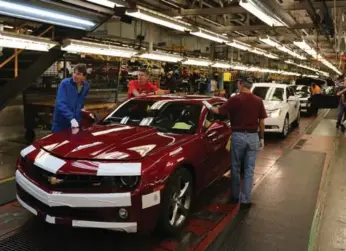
(127, 68, 164, 98)
(164, 71, 177, 93)
(52, 64, 90, 133)
(337, 78, 346, 131)
(202, 77, 267, 210)
(310, 83, 321, 116)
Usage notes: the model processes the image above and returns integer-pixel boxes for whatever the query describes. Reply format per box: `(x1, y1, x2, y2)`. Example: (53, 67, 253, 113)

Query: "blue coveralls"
(52, 77, 89, 133)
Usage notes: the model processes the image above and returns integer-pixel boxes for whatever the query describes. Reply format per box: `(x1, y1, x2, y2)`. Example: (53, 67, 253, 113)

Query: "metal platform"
(0, 111, 331, 251)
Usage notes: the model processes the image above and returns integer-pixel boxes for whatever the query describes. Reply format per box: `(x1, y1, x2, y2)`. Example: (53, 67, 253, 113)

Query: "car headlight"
(268, 109, 281, 118)
(103, 176, 140, 188)
(120, 176, 139, 187)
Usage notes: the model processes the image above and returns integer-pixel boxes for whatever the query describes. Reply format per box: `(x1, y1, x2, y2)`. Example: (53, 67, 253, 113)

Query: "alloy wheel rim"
(169, 176, 191, 227)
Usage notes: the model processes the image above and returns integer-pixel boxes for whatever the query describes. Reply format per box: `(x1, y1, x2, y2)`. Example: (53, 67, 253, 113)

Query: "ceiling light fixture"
(190, 28, 229, 43)
(227, 39, 251, 51)
(126, 7, 191, 32)
(61, 39, 138, 58)
(0, 31, 58, 51)
(86, 0, 124, 8)
(182, 58, 212, 67)
(211, 62, 231, 68)
(260, 36, 306, 60)
(139, 52, 184, 62)
(285, 59, 329, 77)
(239, 0, 288, 27)
(294, 40, 341, 75)
(0, 0, 96, 30)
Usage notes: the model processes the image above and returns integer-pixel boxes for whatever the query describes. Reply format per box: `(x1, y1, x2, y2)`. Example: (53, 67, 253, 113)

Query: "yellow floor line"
(0, 176, 15, 184)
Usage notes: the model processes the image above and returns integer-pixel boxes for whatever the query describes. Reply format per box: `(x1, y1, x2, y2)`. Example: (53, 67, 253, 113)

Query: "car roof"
(252, 83, 289, 88)
(131, 94, 227, 104)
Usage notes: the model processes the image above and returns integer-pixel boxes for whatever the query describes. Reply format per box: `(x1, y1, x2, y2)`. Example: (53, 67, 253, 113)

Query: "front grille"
(17, 185, 129, 222)
(19, 157, 138, 193)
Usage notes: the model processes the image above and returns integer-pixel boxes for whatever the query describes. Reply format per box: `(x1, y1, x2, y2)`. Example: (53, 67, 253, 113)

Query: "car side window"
(271, 88, 284, 101)
(288, 87, 295, 97)
(213, 103, 229, 122)
(204, 103, 228, 129)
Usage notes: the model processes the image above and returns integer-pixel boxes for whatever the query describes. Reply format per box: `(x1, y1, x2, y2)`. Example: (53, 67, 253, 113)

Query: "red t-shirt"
(127, 80, 158, 99)
(219, 92, 267, 132)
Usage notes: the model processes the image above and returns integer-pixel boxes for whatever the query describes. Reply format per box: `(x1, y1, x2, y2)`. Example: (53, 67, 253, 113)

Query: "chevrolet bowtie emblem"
(48, 176, 63, 185)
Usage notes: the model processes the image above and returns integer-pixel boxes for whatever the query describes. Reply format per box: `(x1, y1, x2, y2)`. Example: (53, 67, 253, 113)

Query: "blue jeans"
(337, 101, 345, 125)
(231, 132, 259, 203)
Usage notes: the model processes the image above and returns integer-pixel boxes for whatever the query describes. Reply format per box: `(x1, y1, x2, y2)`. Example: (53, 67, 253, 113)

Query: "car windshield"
(252, 86, 270, 100)
(103, 99, 202, 134)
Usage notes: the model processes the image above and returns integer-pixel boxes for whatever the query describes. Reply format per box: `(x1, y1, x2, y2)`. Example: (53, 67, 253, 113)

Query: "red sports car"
(15, 95, 231, 235)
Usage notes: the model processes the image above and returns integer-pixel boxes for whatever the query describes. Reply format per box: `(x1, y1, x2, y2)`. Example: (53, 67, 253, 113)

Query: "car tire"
(157, 168, 193, 236)
(280, 115, 289, 138)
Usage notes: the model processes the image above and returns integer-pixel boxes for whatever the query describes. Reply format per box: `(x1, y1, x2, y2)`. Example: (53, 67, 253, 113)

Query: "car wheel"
(157, 168, 193, 236)
(280, 115, 289, 138)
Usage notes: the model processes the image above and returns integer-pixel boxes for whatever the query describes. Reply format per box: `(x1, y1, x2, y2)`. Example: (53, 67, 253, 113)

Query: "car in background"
(291, 85, 312, 114)
(251, 83, 300, 138)
(15, 95, 231, 236)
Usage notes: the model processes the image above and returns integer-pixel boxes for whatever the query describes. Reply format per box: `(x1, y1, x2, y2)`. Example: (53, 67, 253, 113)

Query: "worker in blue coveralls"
(52, 64, 90, 133)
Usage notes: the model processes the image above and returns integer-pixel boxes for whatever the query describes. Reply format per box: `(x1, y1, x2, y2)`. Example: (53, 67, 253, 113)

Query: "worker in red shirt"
(127, 68, 164, 99)
(202, 77, 267, 210)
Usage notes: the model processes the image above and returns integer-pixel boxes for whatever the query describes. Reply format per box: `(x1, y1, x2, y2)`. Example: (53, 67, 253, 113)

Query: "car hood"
(263, 101, 284, 111)
(35, 125, 189, 160)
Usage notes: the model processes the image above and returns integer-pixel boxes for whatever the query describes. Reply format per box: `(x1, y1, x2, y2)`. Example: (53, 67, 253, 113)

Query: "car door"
(287, 87, 299, 122)
(202, 105, 231, 185)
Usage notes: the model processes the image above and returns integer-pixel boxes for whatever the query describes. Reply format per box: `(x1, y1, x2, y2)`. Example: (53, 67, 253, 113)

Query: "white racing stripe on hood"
(20, 145, 36, 157)
(34, 153, 66, 174)
(97, 163, 141, 176)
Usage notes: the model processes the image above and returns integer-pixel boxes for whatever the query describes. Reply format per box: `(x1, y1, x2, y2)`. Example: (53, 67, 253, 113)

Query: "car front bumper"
(264, 116, 284, 133)
(15, 170, 160, 233)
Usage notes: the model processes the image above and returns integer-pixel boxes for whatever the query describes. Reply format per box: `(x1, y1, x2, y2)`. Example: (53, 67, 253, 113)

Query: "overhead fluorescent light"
(182, 58, 212, 67)
(126, 7, 191, 32)
(227, 40, 251, 51)
(61, 39, 138, 58)
(260, 36, 306, 60)
(190, 28, 229, 43)
(239, 0, 288, 27)
(0, 31, 58, 51)
(139, 52, 183, 62)
(86, 0, 124, 8)
(294, 40, 341, 75)
(211, 62, 231, 68)
(293, 40, 319, 58)
(230, 63, 300, 76)
(285, 59, 329, 77)
(0, 0, 96, 30)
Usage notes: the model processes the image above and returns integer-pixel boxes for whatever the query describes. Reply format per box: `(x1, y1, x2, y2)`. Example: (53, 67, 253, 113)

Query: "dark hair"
(74, 63, 87, 76)
(138, 68, 149, 75)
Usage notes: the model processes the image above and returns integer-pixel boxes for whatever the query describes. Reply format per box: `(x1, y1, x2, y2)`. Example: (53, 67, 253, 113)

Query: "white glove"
(71, 118, 79, 128)
(72, 127, 79, 135)
(202, 101, 213, 110)
(259, 139, 264, 150)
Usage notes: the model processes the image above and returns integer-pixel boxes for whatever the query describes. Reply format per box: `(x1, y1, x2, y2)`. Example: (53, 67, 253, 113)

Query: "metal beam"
(167, 1, 346, 16)
(214, 23, 313, 32)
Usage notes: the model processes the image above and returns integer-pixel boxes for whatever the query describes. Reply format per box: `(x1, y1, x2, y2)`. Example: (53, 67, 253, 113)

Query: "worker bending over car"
(128, 68, 165, 98)
(202, 77, 267, 210)
(52, 64, 90, 133)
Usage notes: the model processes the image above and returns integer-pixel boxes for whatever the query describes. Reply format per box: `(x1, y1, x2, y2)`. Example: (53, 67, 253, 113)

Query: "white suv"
(251, 83, 300, 138)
